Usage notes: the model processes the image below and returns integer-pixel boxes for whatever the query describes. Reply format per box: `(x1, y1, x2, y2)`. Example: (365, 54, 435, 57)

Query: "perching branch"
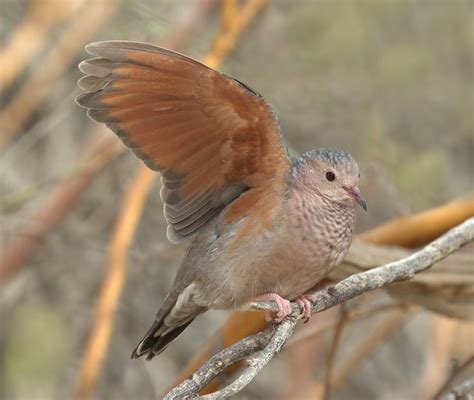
(165, 318, 298, 400)
(165, 217, 474, 399)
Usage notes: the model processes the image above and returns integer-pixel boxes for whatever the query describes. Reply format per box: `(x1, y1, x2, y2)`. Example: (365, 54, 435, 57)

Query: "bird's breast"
(287, 191, 354, 256)
(263, 190, 355, 298)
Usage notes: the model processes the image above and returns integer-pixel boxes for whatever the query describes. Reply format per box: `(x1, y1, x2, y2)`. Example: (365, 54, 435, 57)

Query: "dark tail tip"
(131, 320, 194, 361)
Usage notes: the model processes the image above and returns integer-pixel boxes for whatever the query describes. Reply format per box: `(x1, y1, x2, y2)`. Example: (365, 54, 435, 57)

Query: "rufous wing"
(76, 41, 290, 242)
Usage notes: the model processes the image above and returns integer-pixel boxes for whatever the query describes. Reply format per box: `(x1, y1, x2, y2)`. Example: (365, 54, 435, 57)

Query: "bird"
(76, 40, 367, 360)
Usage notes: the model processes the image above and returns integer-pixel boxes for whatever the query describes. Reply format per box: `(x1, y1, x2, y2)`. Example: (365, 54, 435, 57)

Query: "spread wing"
(76, 41, 291, 242)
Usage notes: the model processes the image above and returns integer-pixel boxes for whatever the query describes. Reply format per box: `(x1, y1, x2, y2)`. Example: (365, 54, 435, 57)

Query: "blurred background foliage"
(1, 1, 473, 399)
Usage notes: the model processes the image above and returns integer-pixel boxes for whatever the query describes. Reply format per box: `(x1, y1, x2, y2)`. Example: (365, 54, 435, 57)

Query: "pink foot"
(295, 294, 315, 322)
(255, 293, 292, 322)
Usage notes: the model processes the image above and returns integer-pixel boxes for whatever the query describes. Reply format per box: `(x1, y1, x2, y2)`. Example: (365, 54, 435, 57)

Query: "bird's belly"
(251, 234, 341, 300)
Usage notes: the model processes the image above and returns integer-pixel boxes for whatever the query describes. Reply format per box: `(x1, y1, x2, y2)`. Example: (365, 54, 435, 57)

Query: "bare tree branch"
(199, 317, 297, 400)
(165, 218, 474, 399)
(164, 330, 274, 399)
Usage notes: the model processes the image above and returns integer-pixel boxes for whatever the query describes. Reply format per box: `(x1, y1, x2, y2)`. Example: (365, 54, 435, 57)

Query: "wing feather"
(76, 40, 290, 242)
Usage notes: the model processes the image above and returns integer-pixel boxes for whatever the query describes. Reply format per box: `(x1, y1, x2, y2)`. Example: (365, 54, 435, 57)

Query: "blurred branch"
(0, 0, 87, 89)
(206, 0, 267, 68)
(222, 0, 238, 31)
(74, 166, 155, 400)
(280, 303, 413, 398)
(159, 0, 218, 51)
(286, 302, 408, 350)
(359, 196, 474, 248)
(0, 131, 122, 283)
(330, 308, 411, 389)
(435, 356, 474, 400)
(73, 1, 267, 399)
(174, 197, 474, 393)
(419, 316, 456, 399)
(0, 140, 118, 210)
(0, 0, 117, 149)
(322, 306, 349, 400)
(166, 219, 474, 399)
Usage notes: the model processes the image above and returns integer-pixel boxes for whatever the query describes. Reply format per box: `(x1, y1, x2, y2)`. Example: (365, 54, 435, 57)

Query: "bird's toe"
(296, 295, 314, 322)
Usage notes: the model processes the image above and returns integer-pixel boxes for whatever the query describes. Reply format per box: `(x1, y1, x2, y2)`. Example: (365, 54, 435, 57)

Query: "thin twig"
(165, 218, 474, 399)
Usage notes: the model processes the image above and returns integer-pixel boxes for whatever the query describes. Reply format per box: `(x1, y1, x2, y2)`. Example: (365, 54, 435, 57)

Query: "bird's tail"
(131, 318, 194, 360)
(131, 288, 205, 360)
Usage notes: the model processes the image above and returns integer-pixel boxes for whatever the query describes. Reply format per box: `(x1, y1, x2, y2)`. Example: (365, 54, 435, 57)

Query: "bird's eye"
(325, 171, 336, 181)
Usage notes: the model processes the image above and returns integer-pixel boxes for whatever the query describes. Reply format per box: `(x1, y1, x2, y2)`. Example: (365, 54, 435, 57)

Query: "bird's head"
(292, 148, 367, 211)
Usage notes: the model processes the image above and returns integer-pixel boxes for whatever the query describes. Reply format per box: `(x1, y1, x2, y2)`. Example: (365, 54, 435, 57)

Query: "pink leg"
(295, 294, 316, 322)
(255, 293, 292, 322)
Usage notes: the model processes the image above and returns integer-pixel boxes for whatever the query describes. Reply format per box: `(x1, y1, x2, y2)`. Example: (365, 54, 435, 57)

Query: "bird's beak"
(344, 186, 367, 211)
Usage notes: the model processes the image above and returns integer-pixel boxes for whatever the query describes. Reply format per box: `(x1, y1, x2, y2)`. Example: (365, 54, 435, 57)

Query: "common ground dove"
(76, 41, 367, 360)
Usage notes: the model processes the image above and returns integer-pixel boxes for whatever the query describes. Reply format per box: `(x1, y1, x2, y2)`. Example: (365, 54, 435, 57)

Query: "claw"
(255, 293, 292, 323)
(295, 295, 315, 322)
